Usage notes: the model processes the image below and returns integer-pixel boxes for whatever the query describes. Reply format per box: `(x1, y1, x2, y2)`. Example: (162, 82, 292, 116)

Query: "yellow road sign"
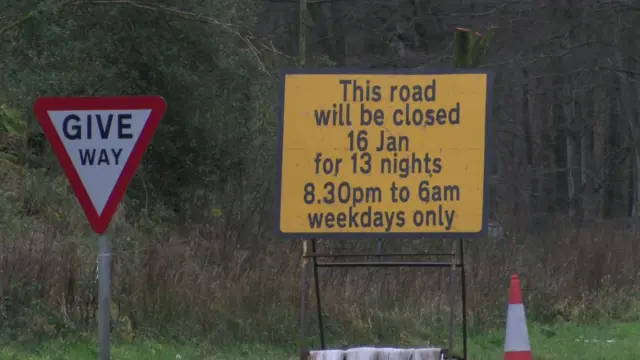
(276, 69, 492, 237)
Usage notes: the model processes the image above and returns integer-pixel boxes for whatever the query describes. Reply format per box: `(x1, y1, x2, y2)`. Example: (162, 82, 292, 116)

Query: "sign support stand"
(310, 238, 326, 349)
(98, 233, 111, 360)
(299, 239, 468, 360)
(299, 239, 310, 360)
(448, 239, 457, 357)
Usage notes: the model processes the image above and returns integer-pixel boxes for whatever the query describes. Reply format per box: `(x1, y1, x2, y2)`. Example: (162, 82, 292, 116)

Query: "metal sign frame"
(298, 238, 468, 360)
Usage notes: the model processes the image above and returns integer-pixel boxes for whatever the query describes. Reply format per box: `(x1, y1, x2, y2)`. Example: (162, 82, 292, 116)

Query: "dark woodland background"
(2, 0, 640, 346)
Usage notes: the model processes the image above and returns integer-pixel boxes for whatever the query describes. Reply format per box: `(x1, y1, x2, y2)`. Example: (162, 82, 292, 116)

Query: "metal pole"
(98, 233, 111, 360)
(310, 239, 326, 349)
(299, 239, 310, 360)
(447, 240, 456, 359)
(460, 238, 468, 360)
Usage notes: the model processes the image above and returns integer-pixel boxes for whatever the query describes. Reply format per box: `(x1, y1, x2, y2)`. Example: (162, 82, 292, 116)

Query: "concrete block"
(380, 348, 412, 360)
(309, 349, 345, 360)
(344, 347, 381, 360)
(411, 348, 442, 360)
(310, 347, 442, 360)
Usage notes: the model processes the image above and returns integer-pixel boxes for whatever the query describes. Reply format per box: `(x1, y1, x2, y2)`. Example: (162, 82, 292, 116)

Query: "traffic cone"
(504, 274, 532, 360)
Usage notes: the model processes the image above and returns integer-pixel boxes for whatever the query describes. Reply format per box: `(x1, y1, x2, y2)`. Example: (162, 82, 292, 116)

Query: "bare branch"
(0, 1, 77, 36)
(448, 0, 532, 17)
(61, 0, 283, 73)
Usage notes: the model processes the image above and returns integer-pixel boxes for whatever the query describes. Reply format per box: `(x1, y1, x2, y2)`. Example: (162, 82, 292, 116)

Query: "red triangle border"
(33, 96, 167, 234)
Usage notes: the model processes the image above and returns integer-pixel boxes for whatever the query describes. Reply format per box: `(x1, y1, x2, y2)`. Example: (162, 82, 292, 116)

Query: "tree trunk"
(522, 67, 536, 213)
(552, 67, 568, 213)
(580, 89, 596, 218)
(614, 19, 640, 216)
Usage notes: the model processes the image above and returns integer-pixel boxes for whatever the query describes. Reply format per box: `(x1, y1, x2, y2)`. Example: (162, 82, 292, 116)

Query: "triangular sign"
(33, 96, 167, 234)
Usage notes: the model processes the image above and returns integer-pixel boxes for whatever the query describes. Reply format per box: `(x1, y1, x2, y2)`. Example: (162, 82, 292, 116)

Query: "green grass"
(2, 322, 639, 359)
(469, 321, 640, 359)
(0, 340, 295, 360)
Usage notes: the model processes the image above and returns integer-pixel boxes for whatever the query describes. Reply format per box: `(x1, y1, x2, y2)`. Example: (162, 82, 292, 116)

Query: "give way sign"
(33, 96, 167, 234)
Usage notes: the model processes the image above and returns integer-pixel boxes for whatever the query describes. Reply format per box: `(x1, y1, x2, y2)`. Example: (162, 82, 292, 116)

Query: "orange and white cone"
(504, 274, 532, 360)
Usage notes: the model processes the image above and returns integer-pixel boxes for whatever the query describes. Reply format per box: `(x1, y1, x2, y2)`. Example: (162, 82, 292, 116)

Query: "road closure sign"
(275, 69, 492, 238)
(33, 96, 166, 234)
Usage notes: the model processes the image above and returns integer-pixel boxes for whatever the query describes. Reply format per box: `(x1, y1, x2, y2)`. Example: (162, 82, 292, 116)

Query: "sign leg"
(310, 238, 325, 349)
(98, 234, 111, 360)
(299, 239, 310, 360)
(447, 240, 457, 358)
(460, 238, 468, 360)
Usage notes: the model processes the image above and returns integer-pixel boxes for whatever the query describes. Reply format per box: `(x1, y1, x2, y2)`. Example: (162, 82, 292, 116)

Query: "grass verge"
(2, 321, 639, 360)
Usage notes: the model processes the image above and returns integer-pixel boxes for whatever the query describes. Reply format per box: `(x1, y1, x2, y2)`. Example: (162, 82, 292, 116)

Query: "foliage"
(1, 0, 274, 219)
(453, 28, 493, 68)
(0, 104, 25, 135)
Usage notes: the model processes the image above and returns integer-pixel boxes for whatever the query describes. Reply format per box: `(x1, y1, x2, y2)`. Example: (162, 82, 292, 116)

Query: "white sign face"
(47, 110, 152, 215)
